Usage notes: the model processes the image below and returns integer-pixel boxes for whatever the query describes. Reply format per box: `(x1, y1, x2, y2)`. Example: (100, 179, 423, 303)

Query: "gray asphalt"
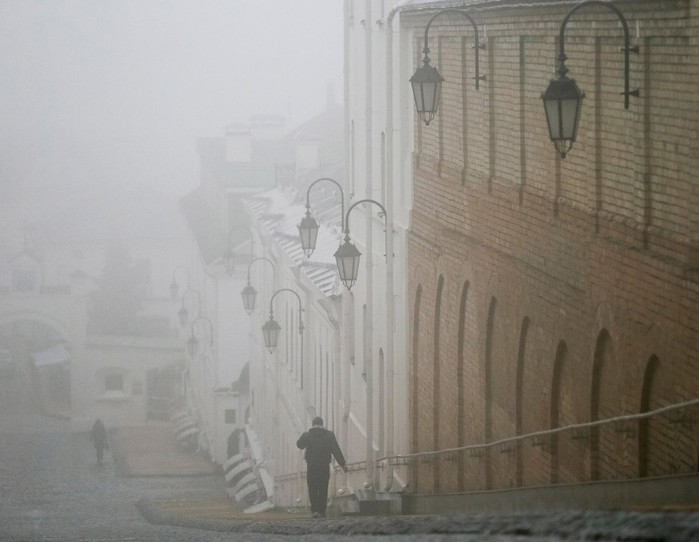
(0, 413, 697, 541)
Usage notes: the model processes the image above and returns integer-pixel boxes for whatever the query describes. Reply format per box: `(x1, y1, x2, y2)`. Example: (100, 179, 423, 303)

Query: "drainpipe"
(321, 296, 345, 490)
(342, 0, 352, 476)
(342, 292, 352, 465)
(380, 2, 402, 493)
(364, 0, 376, 491)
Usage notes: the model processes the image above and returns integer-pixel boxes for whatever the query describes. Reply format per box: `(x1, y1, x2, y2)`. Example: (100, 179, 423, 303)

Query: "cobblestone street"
(0, 412, 697, 541)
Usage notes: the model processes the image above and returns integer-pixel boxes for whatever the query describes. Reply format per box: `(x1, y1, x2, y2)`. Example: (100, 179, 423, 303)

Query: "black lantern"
(187, 333, 198, 358)
(222, 247, 235, 276)
(178, 305, 189, 327)
(169, 279, 179, 301)
(410, 62, 444, 126)
(298, 212, 320, 258)
(542, 1, 637, 158)
(170, 266, 190, 300)
(170, 265, 189, 301)
(410, 9, 483, 126)
(542, 74, 584, 159)
(334, 237, 362, 290)
(263, 289, 303, 353)
(241, 257, 275, 315)
(241, 283, 258, 315)
(188, 316, 213, 358)
(262, 316, 281, 353)
(299, 177, 346, 259)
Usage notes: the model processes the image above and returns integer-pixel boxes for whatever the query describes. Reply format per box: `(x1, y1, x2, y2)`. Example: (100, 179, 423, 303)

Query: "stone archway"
(0, 319, 70, 416)
(0, 295, 86, 421)
(146, 363, 182, 420)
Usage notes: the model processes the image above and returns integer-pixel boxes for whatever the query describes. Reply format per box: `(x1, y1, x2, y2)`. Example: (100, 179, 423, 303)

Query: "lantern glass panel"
(410, 63, 444, 125)
(178, 306, 189, 327)
(241, 284, 258, 315)
(169, 281, 178, 300)
(262, 317, 281, 352)
(334, 240, 361, 289)
(223, 248, 235, 276)
(298, 215, 319, 256)
(187, 335, 198, 358)
(542, 75, 584, 144)
(544, 98, 561, 140)
(560, 97, 582, 140)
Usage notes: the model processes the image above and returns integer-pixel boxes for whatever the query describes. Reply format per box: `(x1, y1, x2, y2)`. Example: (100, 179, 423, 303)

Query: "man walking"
(297, 416, 348, 518)
(89, 418, 108, 464)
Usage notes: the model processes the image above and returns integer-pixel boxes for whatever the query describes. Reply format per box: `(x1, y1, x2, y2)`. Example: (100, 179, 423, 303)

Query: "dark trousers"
(94, 443, 105, 463)
(306, 463, 330, 514)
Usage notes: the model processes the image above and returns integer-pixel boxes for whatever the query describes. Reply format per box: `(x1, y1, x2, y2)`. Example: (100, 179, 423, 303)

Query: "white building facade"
(338, 0, 413, 495)
(0, 182, 191, 430)
(238, 1, 415, 510)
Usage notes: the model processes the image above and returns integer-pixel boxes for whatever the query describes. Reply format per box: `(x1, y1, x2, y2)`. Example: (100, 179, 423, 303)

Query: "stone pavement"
(112, 422, 218, 477)
(115, 424, 699, 540)
(113, 421, 308, 523)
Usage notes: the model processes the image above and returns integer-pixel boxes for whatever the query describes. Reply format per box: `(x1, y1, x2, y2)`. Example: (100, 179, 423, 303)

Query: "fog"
(0, 6, 345, 528)
(0, 0, 343, 215)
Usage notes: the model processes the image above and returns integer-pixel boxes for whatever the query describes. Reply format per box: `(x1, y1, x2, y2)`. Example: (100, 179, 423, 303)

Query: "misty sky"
(0, 0, 343, 208)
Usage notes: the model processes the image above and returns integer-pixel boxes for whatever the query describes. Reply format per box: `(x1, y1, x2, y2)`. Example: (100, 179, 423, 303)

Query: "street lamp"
(222, 225, 245, 277)
(179, 289, 201, 328)
(170, 266, 190, 300)
(262, 288, 304, 353)
(298, 177, 346, 258)
(542, 0, 638, 158)
(261, 316, 281, 353)
(187, 316, 214, 358)
(333, 199, 388, 290)
(334, 236, 362, 290)
(410, 8, 485, 126)
(222, 247, 236, 277)
(241, 256, 276, 315)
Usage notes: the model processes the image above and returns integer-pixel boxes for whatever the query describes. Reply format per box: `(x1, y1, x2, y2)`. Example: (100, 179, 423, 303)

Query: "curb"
(110, 426, 220, 478)
(134, 500, 699, 540)
(135, 497, 429, 535)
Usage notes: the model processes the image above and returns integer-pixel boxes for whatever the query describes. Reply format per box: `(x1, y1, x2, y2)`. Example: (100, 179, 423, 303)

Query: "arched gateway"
(0, 290, 184, 430)
(0, 294, 86, 420)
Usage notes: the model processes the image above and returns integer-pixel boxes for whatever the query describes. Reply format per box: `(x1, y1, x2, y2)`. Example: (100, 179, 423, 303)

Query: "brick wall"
(404, 0, 699, 493)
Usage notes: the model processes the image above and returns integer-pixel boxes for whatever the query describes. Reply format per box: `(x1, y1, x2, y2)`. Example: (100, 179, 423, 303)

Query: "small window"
(105, 373, 124, 392)
(12, 269, 37, 293)
(225, 409, 236, 424)
(132, 380, 143, 395)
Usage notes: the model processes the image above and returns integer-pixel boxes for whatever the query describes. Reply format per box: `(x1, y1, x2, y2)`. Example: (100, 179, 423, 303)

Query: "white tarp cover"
(32, 344, 70, 367)
(176, 426, 199, 441)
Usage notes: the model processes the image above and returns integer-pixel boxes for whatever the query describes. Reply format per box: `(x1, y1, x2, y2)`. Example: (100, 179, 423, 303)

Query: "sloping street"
(0, 409, 697, 542)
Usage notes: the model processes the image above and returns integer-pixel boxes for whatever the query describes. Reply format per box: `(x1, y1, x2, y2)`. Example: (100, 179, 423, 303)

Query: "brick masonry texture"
(403, 0, 699, 493)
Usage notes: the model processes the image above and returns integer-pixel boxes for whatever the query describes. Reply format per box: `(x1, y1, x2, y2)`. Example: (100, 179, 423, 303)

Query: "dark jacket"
(297, 426, 346, 467)
(90, 419, 108, 449)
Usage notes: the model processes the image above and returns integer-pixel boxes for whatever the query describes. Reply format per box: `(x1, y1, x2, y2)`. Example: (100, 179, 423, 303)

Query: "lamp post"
(262, 288, 304, 353)
(331, 199, 394, 490)
(298, 177, 346, 258)
(298, 185, 396, 489)
(187, 316, 214, 358)
(222, 247, 236, 277)
(241, 257, 276, 315)
(332, 199, 389, 291)
(410, 8, 485, 126)
(179, 289, 201, 328)
(222, 227, 240, 277)
(541, 0, 638, 158)
(170, 266, 190, 300)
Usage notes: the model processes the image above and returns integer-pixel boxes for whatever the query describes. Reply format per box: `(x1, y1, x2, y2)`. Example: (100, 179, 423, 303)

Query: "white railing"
(381, 397, 699, 465)
(273, 398, 698, 505)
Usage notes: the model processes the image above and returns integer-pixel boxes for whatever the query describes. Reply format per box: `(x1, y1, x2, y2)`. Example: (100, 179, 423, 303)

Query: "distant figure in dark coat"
(296, 416, 347, 518)
(89, 419, 108, 464)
